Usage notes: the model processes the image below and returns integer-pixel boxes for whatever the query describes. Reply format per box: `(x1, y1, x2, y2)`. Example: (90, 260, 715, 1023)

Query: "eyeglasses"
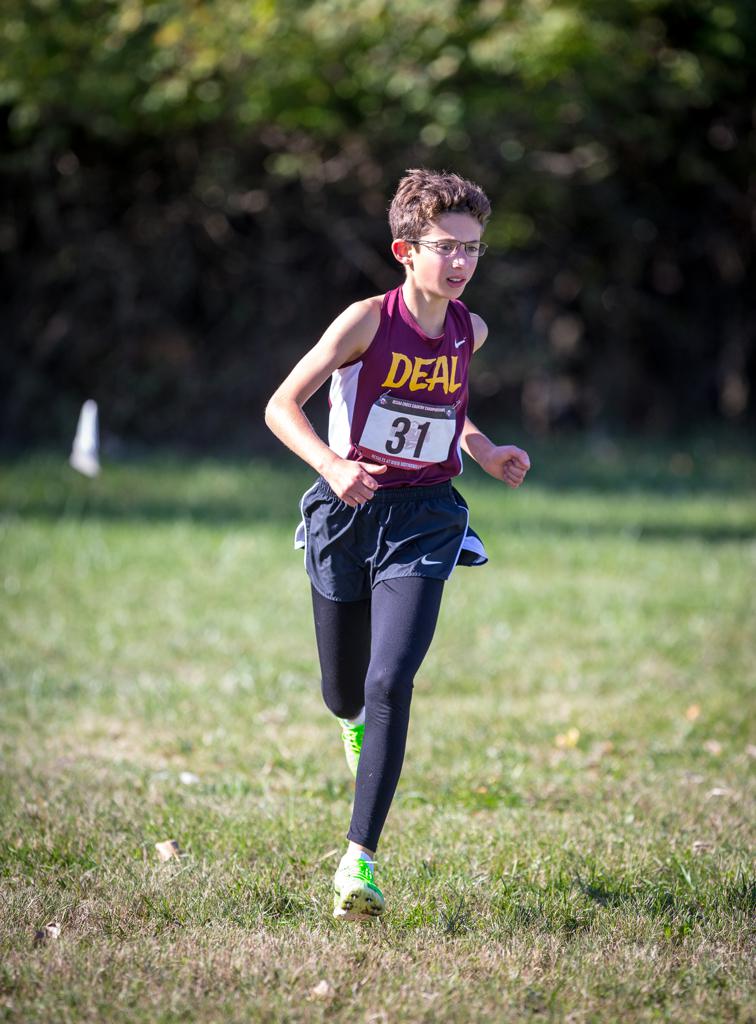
(405, 238, 488, 258)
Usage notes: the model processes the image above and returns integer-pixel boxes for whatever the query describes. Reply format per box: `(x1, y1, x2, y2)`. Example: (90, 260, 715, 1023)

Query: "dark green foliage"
(1, 1, 754, 444)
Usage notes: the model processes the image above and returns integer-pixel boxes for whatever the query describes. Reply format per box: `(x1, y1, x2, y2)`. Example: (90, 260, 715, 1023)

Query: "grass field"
(1, 437, 754, 1023)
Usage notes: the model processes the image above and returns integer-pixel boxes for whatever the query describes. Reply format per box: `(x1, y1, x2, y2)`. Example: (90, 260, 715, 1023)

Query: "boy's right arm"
(264, 297, 387, 507)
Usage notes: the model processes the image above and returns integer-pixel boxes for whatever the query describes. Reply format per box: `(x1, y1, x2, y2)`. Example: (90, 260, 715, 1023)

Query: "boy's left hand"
(482, 445, 531, 488)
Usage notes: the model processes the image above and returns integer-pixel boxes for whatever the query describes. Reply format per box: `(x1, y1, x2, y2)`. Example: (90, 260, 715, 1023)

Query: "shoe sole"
(333, 882, 385, 922)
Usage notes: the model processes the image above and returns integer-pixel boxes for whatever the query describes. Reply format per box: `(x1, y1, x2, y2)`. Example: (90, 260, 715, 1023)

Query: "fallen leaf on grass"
(702, 739, 723, 756)
(746, 745, 756, 759)
(310, 979, 335, 1000)
(685, 704, 701, 721)
(317, 847, 340, 863)
(155, 839, 182, 861)
(33, 921, 61, 945)
(555, 727, 580, 749)
(692, 840, 714, 853)
(706, 787, 734, 800)
(179, 771, 200, 785)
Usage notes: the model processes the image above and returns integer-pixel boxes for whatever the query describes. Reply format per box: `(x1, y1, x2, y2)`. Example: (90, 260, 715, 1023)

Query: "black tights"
(311, 576, 444, 852)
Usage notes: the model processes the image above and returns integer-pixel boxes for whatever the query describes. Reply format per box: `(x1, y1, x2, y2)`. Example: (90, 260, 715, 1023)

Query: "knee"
(364, 664, 414, 711)
(321, 683, 363, 721)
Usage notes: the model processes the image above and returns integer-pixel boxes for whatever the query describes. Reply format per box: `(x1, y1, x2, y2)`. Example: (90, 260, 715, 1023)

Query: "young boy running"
(265, 168, 530, 921)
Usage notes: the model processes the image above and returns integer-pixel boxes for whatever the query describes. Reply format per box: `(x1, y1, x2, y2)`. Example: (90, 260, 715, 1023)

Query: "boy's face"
(392, 211, 483, 300)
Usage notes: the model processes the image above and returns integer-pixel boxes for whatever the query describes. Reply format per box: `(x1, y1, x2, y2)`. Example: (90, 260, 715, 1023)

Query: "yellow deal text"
(380, 352, 462, 394)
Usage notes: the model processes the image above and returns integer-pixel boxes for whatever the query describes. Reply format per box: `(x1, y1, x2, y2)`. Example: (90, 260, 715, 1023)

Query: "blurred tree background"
(1, 0, 754, 448)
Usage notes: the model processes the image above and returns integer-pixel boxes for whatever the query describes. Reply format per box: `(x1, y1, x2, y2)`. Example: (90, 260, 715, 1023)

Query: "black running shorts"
(294, 478, 488, 602)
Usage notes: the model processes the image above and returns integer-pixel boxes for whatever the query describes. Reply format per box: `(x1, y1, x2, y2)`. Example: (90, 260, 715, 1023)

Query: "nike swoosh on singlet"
(454, 338, 467, 348)
(421, 555, 443, 565)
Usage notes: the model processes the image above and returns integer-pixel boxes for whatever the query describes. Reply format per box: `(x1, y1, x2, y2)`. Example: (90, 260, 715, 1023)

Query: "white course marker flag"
(69, 399, 100, 477)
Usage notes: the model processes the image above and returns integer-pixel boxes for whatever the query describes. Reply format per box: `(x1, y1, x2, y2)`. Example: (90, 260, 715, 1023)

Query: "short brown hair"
(388, 168, 491, 240)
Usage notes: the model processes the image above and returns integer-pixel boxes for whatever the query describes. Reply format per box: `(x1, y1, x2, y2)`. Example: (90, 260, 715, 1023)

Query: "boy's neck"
(401, 281, 449, 338)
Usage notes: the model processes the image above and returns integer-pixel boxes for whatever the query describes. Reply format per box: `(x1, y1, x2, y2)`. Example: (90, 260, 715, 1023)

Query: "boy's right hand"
(323, 457, 387, 507)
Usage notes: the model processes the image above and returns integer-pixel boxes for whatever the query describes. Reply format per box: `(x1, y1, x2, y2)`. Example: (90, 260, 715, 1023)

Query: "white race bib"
(357, 395, 457, 469)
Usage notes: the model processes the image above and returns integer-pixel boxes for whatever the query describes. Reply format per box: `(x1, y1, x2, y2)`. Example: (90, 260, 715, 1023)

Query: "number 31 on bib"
(357, 395, 458, 469)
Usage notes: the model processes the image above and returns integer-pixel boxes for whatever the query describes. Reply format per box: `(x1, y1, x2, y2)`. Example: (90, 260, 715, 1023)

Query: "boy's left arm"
(461, 419, 530, 487)
(461, 313, 531, 488)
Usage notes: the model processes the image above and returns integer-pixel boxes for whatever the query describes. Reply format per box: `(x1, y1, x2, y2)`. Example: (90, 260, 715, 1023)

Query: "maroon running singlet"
(328, 286, 474, 488)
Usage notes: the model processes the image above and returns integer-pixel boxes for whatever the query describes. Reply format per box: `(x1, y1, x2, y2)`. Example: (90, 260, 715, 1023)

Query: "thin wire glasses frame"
(405, 238, 488, 258)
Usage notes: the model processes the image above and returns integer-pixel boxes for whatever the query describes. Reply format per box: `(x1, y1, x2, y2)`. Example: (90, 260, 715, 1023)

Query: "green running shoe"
(333, 856, 385, 921)
(339, 718, 364, 778)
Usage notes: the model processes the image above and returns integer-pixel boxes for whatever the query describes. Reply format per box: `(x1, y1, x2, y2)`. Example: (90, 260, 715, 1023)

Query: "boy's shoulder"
(338, 293, 384, 329)
(324, 294, 385, 362)
(467, 309, 488, 352)
(355, 293, 385, 317)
